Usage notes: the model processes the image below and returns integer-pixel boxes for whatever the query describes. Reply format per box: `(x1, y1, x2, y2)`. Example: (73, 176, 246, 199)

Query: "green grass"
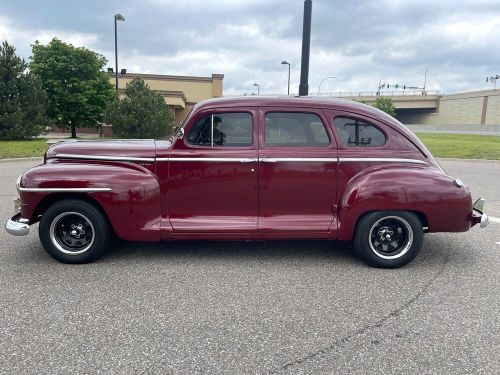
(0, 139, 49, 159)
(416, 133, 500, 160)
(0, 133, 499, 160)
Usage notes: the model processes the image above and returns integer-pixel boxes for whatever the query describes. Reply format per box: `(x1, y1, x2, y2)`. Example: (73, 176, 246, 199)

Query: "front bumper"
(5, 213, 30, 236)
(471, 198, 489, 228)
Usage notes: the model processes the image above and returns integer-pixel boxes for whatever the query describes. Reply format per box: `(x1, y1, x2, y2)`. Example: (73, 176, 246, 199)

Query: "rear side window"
(334, 117, 386, 147)
(187, 113, 253, 147)
(265, 112, 330, 147)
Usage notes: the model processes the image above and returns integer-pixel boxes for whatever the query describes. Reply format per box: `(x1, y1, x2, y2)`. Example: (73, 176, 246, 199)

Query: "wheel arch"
(32, 193, 115, 234)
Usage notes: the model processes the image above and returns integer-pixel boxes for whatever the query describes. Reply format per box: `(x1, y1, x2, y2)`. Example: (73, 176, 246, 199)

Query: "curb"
(0, 157, 43, 163)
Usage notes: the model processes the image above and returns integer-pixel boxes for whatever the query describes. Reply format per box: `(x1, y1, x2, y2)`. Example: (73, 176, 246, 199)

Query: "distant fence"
(312, 90, 440, 97)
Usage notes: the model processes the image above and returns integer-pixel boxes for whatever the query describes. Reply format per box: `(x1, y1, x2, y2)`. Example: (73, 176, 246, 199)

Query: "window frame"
(261, 110, 333, 148)
(332, 115, 388, 149)
(184, 110, 255, 149)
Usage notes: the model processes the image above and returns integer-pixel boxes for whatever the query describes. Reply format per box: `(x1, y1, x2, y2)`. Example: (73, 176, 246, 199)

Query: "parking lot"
(0, 159, 499, 374)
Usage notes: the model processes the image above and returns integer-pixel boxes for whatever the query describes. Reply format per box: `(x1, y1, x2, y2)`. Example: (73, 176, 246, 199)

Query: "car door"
(166, 108, 259, 233)
(258, 107, 339, 234)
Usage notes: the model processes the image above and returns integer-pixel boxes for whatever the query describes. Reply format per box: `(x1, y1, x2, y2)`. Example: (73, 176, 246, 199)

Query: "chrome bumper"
(5, 213, 30, 236)
(472, 198, 489, 228)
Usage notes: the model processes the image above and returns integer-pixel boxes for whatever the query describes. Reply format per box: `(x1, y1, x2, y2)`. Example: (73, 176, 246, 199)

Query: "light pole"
(419, 69, 428, 94)
(281, 61, 291, 95)
(253, 83, 260, 95)
(114, 13, 125, 92)
(317, 76, 336, 96)
(377, 77, 385, 95)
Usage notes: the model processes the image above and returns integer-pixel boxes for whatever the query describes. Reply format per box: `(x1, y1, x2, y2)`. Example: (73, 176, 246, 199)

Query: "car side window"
(264, 112, 330, 147)
(333, 117, 386, 147)
(187, 113, 253, 147)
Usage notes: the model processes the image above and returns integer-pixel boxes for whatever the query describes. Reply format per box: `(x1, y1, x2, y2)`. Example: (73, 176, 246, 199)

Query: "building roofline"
(110, 72, 224, 83)
(118, 88, 187, 102)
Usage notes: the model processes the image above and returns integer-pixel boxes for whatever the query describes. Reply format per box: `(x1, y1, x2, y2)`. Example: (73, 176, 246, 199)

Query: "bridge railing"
(313, 90, 440, 97)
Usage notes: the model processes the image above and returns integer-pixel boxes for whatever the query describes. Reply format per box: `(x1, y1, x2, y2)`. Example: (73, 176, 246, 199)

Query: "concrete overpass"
(315, 90, 440, 110)
(315, 89, 500, 126)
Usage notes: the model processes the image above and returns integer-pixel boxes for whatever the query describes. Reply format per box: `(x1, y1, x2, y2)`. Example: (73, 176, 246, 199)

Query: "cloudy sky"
(1, 0, 499, 96)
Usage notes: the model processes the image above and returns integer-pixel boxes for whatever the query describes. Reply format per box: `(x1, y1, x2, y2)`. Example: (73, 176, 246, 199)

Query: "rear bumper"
(5, 213, 30, 236)
(471, 198, 489, 228)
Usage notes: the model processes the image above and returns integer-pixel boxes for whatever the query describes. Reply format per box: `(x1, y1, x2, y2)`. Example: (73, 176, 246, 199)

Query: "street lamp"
(253, 83, 260, 95)
(317, 76, 336, 96)
(377, 77, 385, 96)
(281, 61, 291, 95)
(419, 69, 428, 94)
(114, 13, 125, 91)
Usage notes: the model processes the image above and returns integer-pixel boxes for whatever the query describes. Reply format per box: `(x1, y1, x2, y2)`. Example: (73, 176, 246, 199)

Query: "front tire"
(354, 211, 423, 268)
(39, 199, 110, 263)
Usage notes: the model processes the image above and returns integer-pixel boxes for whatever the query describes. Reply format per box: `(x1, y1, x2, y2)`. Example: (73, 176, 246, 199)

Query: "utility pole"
(486, 75, 500, 90)
(298, 0, 312, 96)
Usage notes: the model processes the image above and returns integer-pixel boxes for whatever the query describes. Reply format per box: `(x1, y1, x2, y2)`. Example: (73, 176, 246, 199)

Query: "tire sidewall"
(354, 211, 423, 268)
(39, 199, 109, 263)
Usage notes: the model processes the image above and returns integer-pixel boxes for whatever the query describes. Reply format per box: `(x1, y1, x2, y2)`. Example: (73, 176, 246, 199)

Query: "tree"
(0, 40, 47, 140)
(373, 96, 396, 117)
(104, 77, 174, 139)
(30, 38, 115, 138)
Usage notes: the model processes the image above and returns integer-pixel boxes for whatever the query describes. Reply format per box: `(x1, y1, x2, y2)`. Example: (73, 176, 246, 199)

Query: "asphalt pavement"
(0, 159, 499, 374)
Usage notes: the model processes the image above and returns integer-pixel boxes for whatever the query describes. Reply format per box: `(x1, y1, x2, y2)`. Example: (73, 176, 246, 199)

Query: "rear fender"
(337, 166, 472, 240)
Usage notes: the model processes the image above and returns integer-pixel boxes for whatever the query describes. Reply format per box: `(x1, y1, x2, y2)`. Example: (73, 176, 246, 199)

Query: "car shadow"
(103, 238, 359, 265)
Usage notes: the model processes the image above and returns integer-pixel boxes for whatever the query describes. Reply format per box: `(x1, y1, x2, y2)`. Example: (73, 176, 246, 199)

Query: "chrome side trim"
(17, 187, 112, 193)
(339, 157, 426, 165)
(54, 154, 155, 162)
(159, 157, 336, 163)
(261, 158, 337, 162)
(166, 157, 258, 162)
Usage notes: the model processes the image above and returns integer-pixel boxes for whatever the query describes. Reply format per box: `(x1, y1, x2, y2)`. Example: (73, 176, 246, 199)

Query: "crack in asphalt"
(268, 255, 451, 374)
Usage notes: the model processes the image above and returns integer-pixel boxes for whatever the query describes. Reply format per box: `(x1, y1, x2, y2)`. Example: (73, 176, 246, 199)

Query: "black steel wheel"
(354, 211, 423, 268)
(39, 199, 110, 263)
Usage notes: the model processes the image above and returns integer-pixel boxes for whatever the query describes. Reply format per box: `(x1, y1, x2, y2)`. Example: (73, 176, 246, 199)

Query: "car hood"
(45, 139, 164, 161)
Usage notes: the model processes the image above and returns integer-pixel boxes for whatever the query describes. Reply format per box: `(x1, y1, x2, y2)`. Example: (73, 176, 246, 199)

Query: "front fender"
(337, 166, 472, 240)
(19, 161, 161, 241)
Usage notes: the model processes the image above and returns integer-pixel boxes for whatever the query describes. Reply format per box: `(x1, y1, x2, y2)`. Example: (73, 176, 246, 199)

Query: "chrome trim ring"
(54, 154, 155, 162)
(339, 157, 426, 165)
(49, 212, 95, 255)
(368, 216, 414, 260)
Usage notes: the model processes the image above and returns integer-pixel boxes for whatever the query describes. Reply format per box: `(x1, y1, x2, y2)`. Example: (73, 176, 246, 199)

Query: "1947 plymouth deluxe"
(5, 97, 489, 267)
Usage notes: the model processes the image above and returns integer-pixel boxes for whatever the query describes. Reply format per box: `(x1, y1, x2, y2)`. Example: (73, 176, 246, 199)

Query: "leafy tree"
(373, 96, 396, 117)
(30, 38, 115, 138)
(104, 77, 174, 139)
(0, 40, 47, 140)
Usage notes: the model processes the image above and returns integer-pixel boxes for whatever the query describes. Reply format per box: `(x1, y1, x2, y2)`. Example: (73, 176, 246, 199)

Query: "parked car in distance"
(5, 96, 489, 267)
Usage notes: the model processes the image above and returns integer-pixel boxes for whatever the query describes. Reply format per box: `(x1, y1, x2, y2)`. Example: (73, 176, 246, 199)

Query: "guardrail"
(313, 90, 440, 97)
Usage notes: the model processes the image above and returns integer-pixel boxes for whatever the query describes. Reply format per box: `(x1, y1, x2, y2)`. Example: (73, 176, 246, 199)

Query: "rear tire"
(354, 211, 423, 268)
(39, 199, 110, 263)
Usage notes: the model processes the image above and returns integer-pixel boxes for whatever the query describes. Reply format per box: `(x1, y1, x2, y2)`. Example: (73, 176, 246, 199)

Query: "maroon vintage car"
(5, 97, 488, 267)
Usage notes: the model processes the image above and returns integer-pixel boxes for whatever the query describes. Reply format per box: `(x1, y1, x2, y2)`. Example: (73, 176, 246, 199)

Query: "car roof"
(194, 95, 381, 117)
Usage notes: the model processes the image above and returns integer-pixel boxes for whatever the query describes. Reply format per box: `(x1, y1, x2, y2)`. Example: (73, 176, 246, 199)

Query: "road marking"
(496, 242, 500, 245)
(490, 216, 500, 224)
